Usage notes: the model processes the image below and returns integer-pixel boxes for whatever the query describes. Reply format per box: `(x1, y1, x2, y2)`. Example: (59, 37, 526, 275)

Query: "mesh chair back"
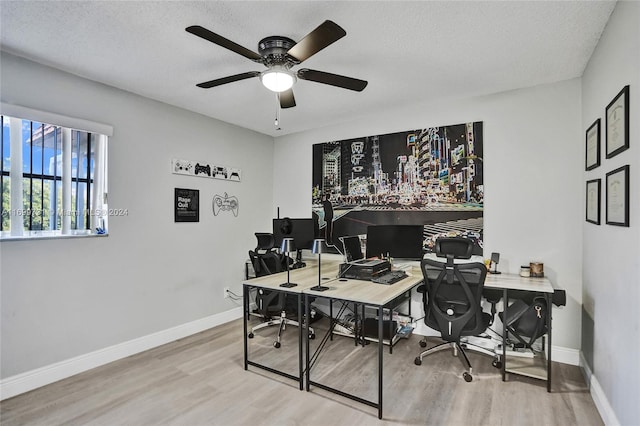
(421, 257, 488, 342)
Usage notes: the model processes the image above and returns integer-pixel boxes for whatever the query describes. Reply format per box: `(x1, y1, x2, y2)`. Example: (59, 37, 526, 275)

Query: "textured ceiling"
(1, 1, 616, 137)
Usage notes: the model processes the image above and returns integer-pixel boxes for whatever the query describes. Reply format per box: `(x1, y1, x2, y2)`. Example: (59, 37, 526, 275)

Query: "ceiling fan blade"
(297, 69, 368, 92)
(279, 89, 296, 108)
(196, 71, 260, 88)
(186, 26, 262, 62)
(287, 20, 346, 63)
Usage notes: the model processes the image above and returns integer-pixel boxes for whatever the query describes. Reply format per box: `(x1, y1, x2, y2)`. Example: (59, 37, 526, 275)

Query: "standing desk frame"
(304, 272, 424, 419)
(243, 263, 555, 420)
(242, 262, 333, 390)
(484, 273, 555, 392)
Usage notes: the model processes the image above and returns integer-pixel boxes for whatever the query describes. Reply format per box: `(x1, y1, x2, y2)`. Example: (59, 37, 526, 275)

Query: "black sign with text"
(175, 188, 199, 222)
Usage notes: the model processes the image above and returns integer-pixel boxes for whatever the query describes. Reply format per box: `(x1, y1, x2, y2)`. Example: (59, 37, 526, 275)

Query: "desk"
(242, 260, 340, 390)
(304, 268, 424, 419)
(243, 263, 555, 419)
(484, 273, 555, 391)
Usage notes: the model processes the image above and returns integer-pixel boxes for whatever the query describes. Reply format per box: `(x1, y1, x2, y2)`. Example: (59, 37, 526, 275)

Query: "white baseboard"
(580, 352, 620, 426)
(551, 345, 580, 365)
(0, 307, 243, 401)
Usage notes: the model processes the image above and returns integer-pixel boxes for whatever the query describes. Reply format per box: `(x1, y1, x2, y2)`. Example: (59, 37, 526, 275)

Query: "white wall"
(0, 52, 274, 380)
(274, 79, 583, 353)
(581, 1, 640, 425)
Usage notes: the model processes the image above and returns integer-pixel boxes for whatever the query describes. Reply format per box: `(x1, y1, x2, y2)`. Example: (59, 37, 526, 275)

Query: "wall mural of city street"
(312, 122, 484, 255)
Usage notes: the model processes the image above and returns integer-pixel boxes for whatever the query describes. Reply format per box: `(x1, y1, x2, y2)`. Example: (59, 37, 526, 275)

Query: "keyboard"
(372, 270, 408, 285)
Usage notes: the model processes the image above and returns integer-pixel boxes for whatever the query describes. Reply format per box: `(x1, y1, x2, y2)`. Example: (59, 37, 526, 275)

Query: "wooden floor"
(1, 317, 603, 425)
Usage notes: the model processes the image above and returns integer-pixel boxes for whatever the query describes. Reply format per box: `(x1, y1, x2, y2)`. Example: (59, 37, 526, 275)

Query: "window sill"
(0, 230, 109, 242)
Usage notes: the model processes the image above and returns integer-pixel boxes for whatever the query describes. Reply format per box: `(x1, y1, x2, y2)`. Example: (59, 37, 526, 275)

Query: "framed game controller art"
(212, 193, 239, 217)
(175, 188, 199, 222)
(172, 158, 241, 182)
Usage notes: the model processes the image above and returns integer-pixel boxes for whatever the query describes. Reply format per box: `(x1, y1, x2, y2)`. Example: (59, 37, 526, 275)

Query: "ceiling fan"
(185, 20, 368, 109)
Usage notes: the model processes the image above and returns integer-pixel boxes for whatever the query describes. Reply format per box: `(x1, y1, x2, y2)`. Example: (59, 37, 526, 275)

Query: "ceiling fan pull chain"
(274, 94, 281, 130)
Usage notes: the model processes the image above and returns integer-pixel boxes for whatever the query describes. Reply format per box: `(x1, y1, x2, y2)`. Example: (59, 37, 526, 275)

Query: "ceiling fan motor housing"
(258, 36, 297, 67)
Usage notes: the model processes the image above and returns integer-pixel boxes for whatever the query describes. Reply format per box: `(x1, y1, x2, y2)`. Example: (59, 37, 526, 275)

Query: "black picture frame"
(605, 165, 629, 227)
(585, 119, 601, 171)
(586, 179, 601, 225)
(605, 85, 630, 159)
(175, 188, 200, 223)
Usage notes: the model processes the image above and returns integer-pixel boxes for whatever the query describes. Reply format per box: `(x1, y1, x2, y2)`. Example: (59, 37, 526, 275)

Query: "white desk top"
(242, 260, 341, 293)
(305, 270, 423, 306)
(485, 272, 554, 293)
(244, 260, 423, 305)
(401, 255, 554, 293)
(243, 260, 553, 299)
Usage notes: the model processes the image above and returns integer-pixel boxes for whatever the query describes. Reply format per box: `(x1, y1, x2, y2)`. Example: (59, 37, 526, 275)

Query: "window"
(1, 106, 110, 240)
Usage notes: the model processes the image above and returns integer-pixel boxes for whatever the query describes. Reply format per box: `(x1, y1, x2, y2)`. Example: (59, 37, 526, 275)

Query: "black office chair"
(248, 233, 284, 277)
(247, 233, 312, 348)
(414, 237, 497, 382)
(499, 288, 566, 352)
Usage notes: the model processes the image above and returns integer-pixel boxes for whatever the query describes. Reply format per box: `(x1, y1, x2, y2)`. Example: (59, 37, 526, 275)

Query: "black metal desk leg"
(243, 284, 249, 370)
(305, 293, 311, 392)
(501, 288, 508, 381)
(298, 292, 304, 391)
(378, 305, 384, 419)
(547, 293, 552, 392)
(330, 299, 334, 341)
(361, 304, 366, 347)
(388, 311, 394, 355)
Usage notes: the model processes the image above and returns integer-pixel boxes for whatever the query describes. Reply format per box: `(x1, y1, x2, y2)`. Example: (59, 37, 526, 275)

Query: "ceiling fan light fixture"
(261, 68, 296, 92)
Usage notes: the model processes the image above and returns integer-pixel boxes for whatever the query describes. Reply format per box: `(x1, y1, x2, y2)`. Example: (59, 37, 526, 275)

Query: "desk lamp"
(310, 238, 330, 292)
(280, 238, 297, 288)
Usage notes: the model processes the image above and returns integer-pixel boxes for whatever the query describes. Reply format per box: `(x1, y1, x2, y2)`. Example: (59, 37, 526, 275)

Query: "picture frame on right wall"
(586, 178, 601, 225)
(605, 85, 630, 158)
(606, 165, 629, 227)
(585, 118, 601, 170)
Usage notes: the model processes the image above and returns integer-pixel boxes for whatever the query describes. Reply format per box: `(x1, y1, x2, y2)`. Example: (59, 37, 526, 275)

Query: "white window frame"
(1, 103, 112, 241)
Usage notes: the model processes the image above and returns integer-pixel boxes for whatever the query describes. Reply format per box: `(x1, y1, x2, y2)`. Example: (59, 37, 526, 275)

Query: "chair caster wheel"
(419, 340, 427, 348)
(414, 357, 422, 366)
(273, 342, 281, 348)
(463, 372, 473, 382)
(492, 359, 502, 369)
(248, 333, 254, 339)
(309, 333, 315, 340)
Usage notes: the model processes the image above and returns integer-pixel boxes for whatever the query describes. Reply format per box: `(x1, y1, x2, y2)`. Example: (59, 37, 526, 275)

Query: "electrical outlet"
(223, 286, 230, 299)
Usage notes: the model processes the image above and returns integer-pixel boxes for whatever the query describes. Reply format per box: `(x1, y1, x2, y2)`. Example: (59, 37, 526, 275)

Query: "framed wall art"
(175, 188, 200, 223)
(605, 85, 630, 159)
(312, 122, 484, 254)
(605, 165, 629, 227)
(586, 179, 601, 225)
(585, 118, 600, 171)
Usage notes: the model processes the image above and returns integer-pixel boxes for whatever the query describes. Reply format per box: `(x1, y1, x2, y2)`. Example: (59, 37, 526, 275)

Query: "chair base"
(414, 337, 500, 382)
(248, 311, 315, 348)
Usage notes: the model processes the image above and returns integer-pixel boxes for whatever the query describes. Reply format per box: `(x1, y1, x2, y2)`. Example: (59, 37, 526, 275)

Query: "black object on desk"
(279, 238, 298, 288)
(490, 252, 502, 274)
(339, 259, 390, 280)
(309, 238, 330, 292)
(372, 270, 407, 285)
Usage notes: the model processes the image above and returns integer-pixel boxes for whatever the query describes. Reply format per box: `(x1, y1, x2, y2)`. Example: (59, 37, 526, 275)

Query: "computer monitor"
(340, 235, 364, 262)
(272, 218, 315, 250)
(365, 225, 424, 260)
